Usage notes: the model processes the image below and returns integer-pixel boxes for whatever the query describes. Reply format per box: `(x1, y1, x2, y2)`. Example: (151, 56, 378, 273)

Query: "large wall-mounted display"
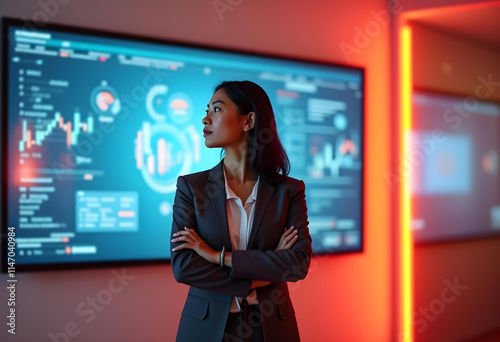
(2, 18, 364, 271)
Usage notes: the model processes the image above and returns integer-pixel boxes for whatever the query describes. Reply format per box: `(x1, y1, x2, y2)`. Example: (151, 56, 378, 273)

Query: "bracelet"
(220, 246, 226, 267)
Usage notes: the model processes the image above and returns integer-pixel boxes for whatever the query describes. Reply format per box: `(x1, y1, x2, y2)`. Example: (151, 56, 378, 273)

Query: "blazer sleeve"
(170, 175, 252, 298)
(231, 180, 313, 283)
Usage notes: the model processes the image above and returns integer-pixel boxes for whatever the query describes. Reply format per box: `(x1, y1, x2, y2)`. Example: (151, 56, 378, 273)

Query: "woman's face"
(202, 88, 251, 149)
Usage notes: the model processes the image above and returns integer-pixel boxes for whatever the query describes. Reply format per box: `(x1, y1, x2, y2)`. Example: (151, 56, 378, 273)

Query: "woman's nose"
(202, 115, 209, 126)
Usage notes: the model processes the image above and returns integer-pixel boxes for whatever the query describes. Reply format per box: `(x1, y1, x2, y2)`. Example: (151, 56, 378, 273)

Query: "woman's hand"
(275, 226, 298, 250)
(171, 227, 219, 264)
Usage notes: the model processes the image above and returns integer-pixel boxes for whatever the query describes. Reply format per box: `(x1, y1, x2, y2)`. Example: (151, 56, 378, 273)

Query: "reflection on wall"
(411, 91, 500, 242)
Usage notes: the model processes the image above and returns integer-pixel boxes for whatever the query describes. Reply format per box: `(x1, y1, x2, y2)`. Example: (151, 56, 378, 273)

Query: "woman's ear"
(244, 111, 256, 131)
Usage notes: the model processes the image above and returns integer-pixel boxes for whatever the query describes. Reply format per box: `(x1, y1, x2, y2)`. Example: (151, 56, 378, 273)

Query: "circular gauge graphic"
(146, 84, 168, 122)
(137, 122, 192, 194)
(90, 84, 121, 115)
(168, 93, 193, 125)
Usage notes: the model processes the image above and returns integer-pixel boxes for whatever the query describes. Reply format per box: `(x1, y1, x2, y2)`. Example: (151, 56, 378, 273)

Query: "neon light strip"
(400, 25, 413, 342)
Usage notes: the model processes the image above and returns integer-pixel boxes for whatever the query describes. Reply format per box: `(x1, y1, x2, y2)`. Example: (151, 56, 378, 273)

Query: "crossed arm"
(170, 176, 311, 295)
(172, 225, 299, 288)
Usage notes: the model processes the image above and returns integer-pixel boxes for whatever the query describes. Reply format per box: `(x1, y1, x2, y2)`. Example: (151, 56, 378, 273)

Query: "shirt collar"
(223, 166, 260, 204)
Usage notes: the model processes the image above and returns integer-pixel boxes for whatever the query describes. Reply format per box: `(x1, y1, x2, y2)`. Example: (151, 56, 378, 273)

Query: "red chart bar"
(66, 121, 72, 146)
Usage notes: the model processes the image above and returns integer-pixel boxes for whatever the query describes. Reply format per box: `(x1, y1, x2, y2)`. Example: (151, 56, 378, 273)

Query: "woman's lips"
(203, 131, 212, 137)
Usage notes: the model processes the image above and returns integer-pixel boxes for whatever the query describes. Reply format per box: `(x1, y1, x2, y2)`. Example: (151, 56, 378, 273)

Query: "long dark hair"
(214, 80, 290, 184)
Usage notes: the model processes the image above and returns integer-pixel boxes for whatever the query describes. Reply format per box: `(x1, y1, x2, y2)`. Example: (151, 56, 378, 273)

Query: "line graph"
(19, 111, 94, 151)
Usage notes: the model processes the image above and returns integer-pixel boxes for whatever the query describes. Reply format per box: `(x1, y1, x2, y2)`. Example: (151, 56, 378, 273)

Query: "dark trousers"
(222, 300, 264, 342)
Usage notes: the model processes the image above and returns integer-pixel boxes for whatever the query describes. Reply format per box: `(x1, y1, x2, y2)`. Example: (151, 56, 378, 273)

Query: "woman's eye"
(205, 107, 220, 114)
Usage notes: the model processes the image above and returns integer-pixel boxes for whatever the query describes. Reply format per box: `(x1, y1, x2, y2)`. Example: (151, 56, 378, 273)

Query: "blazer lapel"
(207, 159, 232, 251)
(207, 158, 277, 251)
(247, 178, 275, 250)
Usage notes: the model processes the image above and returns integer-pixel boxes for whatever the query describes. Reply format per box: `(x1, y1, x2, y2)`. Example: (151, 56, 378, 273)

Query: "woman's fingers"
(284, 233, 298, 245)
(283, 235, 298, 249)
(171, 242, 193, 252)
(171, 227, 198, 251)
(283, 226, 295, 237)
(278, 226, 295, 242)
(172, 227, 198, 243)
(184, 226, 198, 236)
(173, 226, 195, 237)
(284, 229, 298, 242)
(275, 226, 299, 250)
(171, 234, 195, 244)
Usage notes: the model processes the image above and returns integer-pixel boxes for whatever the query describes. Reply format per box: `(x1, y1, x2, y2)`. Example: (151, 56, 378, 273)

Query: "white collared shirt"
(223, 167, 260, 313)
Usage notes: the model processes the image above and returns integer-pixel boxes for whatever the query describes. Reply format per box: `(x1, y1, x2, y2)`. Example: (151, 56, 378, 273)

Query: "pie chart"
(90, 84, 121, 115)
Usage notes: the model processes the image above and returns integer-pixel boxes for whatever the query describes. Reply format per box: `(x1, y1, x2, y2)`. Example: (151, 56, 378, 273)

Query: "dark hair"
(214, 80, 290, 184)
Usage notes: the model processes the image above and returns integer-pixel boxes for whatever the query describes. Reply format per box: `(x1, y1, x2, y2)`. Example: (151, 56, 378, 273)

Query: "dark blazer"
(170, 159, 312, 342)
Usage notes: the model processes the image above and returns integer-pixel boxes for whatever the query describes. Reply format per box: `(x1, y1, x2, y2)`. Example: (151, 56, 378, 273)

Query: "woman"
(170, 80, 312, 342)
